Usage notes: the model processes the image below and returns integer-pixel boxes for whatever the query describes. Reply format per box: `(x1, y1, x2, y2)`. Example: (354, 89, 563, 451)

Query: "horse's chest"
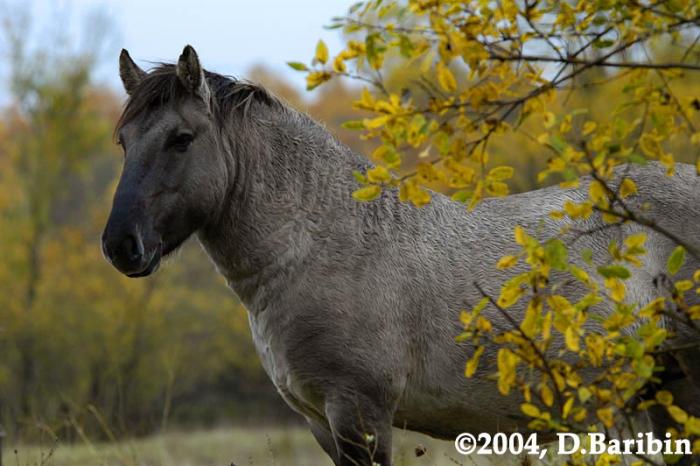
(247, 311, 325, 420)
(247, 311, 285, 384)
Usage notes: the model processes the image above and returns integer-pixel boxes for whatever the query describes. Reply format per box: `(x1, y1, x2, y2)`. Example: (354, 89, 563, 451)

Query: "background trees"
(0, 9, 372, 443)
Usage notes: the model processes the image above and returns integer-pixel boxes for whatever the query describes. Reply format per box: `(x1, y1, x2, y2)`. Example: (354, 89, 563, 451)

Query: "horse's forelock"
(115, 64, 187, 136)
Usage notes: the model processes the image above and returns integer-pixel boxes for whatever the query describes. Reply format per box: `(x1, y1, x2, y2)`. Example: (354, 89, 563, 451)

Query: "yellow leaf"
(676, 280, 693, 292)
(496, 255, 518, 270)
(541, 384, 554, 407)
(333, 55, 346, 73)
(589, 180, 606, 204)
(521, 299, 541, 338)
(563, 200, 593, 219)
(624, 232, 647, 250)
(619, 178, 637, 199)
(315, 40, 329, 64)
(363, 115, 389, 129)
(542, 311, 552, 340)
(465, 346, 484, 377)
(548, 157, 566, 172)
(582, 121, 597, 136)
(543, 112, 556, 129)
(498, 283, 524, 309)
(521, 403, 540, 417)
(497, 348, 519, 395)
(559, 115, 572, 133)
(565, 326, 580, 352)
(306, 71, 332, 90)
(585, 334, 605, 366)
(436, 61, 457, 92)
(686, 416, 700, 435)
(352, 185, 381, 201)
(488, 181, 509, 197)
(603, 212, 620, 224)
(578, 386, 592, 403)
(668, 405, 688, 424)
(489, 166, 514, 181)
(550, 210, 565, 220)
(605, 277, 626, 302)
(514, 226, 527, 246)
(639, 297, 666, 318)
(367, 166, 391, 183)
(656, 390, 673, 406)
(597, 407, 614, 428)
(562, 396, 575, 419)
(409, 186, 431, 207)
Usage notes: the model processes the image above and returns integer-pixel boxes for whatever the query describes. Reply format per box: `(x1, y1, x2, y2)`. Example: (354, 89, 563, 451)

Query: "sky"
(1, 0, 352, 97)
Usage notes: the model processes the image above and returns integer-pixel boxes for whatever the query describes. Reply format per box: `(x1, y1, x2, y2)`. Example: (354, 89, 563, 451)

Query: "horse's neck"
(198, 107, 367, 307)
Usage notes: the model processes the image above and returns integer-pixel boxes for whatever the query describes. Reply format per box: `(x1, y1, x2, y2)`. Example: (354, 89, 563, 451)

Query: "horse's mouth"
(126, 245, 162, 278)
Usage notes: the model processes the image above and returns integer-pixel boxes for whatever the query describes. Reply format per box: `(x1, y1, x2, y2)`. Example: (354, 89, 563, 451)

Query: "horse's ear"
(176, 45, 211, 104)
(119, 49, 146, 95)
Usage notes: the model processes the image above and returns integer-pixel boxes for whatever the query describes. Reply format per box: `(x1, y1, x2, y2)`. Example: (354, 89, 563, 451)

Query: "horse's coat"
(102, 46, 700, 466)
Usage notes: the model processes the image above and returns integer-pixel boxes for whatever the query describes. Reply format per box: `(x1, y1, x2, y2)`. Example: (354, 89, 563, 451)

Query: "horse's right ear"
(119, 49, 146, 95)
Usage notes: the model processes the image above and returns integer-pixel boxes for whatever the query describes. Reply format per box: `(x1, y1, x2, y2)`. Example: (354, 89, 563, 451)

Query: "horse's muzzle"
(101, 229, 162, 278)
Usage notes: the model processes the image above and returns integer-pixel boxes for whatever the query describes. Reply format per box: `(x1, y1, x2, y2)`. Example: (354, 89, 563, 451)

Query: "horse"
(102, 45, 700, 465)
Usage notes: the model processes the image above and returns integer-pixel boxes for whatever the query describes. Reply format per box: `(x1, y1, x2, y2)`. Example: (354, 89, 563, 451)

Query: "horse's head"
(102, 46, 230, 277)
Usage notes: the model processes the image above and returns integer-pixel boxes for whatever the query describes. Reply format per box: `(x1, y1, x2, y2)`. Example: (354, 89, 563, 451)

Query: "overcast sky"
(1, 0, 351, 97)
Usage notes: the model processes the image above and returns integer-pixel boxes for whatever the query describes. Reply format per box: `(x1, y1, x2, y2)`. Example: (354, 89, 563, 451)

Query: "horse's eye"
(169, 132, 195, 152)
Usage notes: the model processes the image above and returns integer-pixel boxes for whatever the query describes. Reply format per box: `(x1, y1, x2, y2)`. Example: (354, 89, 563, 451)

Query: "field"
(3, 426, 523, 466)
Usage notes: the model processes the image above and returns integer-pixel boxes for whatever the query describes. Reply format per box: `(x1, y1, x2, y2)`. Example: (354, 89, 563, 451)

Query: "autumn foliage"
(293, 1, 700, 464)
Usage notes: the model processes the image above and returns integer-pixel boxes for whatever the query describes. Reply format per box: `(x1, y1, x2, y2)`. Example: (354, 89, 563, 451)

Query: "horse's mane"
(115, 63, 282, 133)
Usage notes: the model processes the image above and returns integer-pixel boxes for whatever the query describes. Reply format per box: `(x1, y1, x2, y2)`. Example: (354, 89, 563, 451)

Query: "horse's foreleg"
(324, 393, 394, 466)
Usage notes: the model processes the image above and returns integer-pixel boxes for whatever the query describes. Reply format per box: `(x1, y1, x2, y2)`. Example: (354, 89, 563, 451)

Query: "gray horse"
(102, 45, 700, 465)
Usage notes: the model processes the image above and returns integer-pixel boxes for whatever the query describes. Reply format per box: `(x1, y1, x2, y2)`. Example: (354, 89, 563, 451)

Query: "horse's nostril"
(121, 234, 144, 262)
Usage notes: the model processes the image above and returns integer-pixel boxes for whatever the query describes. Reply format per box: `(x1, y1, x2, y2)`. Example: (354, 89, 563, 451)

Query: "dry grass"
(3, 425, 526, 466)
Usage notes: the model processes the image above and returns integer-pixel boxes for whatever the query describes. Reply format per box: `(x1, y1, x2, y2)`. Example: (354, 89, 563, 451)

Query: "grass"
(3, 425, 522, 466)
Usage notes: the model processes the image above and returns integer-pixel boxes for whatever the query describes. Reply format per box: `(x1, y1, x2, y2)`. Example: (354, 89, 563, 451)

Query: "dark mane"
(116, 63, 282, 133)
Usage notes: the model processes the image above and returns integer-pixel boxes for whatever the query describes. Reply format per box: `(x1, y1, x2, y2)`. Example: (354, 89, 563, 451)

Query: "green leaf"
(324, 22, 344, 30)
(545, 239, 568, 271)
(627, 153, 647, 165)
(451, 190, 470, 203)
(287, 62, 308, 72)
(597, 264, 631, 279)
(549, 135, 567, 153)
(667, 246, 686, 275)
(352, 170, 367, 183)
(593, 39, 615, 49)
(348, 1, 364, 14)
(341, 120, 366, 130)
(581, 248, 593, 265)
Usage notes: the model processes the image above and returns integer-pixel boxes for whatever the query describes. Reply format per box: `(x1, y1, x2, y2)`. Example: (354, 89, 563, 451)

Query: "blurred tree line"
(0, 8, 372, 443)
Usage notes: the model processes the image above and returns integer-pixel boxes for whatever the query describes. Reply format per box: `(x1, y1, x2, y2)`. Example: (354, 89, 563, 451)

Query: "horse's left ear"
(177, 45, 211, 104)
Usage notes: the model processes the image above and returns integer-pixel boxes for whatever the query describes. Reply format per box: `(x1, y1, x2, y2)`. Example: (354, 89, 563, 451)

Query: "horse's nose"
(121, 234, 145, 263)
(102, 230, 145, 272)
